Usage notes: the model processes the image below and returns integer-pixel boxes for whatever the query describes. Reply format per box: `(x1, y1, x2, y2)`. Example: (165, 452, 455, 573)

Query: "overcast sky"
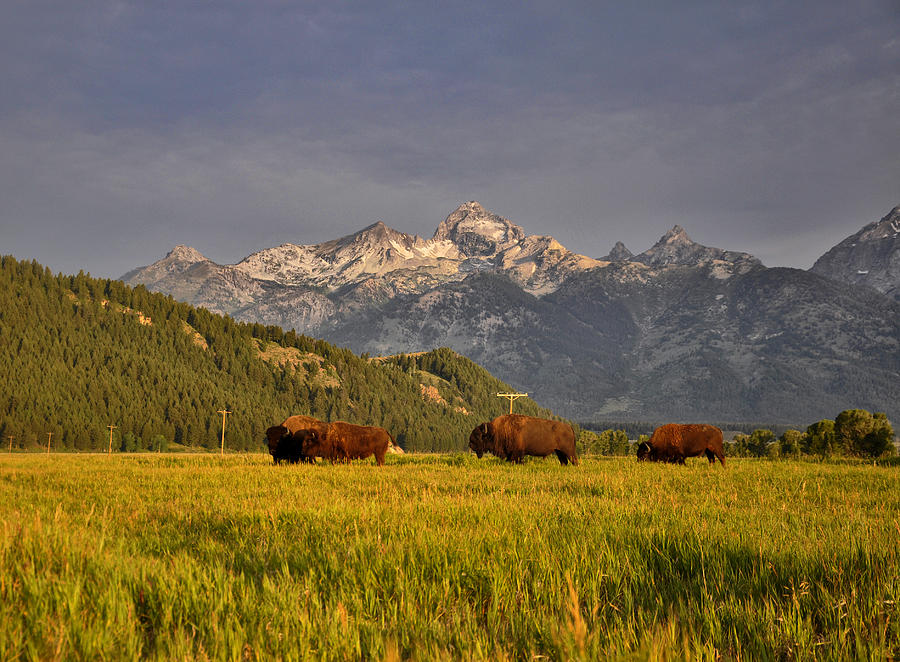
(1, 1, 898, 278)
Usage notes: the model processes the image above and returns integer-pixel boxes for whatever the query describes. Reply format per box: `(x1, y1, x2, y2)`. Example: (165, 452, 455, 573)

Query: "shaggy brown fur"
(469, 414, 578, 465)
(299, 421, 391, 466)
(264, 415, 327, 464)
(638, 423, 726, 466)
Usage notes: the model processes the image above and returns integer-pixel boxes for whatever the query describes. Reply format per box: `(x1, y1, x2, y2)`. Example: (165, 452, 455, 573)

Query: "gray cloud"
(1, 1, 898, 277)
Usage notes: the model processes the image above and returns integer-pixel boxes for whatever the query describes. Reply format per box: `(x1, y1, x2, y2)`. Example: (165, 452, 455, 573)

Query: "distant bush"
(579, 429, 630, 456)
(723, 409, 895, 460)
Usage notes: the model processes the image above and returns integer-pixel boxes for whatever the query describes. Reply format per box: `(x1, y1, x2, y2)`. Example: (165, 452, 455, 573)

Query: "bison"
(469, 414, 578, 465)
(299, 421, 392, 466)
(637, 423, 726, 466)
(264, 415, 327, 464)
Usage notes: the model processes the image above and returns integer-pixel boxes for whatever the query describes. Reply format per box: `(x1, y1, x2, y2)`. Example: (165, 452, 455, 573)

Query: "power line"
(217, 410, 231, 456)
(497, 392, 528, 415)
(107, 425, 117, 455)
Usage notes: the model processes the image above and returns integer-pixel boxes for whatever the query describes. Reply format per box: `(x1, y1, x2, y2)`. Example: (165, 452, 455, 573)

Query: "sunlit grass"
(1, 454, 898, 660)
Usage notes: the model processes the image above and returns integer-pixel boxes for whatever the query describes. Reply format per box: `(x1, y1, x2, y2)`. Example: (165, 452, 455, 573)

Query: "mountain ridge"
(810, 205, 900, 301)
(127, 201, 605, 297)
(122, 202, 900, 423)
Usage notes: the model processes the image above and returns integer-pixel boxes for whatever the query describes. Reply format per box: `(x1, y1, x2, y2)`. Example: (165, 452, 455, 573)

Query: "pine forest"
(0, 256, 557, 453)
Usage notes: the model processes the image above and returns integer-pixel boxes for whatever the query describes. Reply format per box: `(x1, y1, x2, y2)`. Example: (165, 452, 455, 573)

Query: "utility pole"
(7, 435, 13, 453)
(107, 425, 117, 455)
(217, 410, 231, 456)
(497, 392, 528, 415)
(46, 432, 53, 454)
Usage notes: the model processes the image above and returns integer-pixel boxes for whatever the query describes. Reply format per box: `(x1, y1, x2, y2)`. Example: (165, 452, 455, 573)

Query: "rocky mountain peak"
(810, 203, 900, 301)
(456, 200, 486, 214)
(348, 221, 409, 245)
(316, 220, 418, 259)
(433, 201, 525, 257)
(602, 241, 634, 262)
(634, 225, 760, 271)
(165, 245, 208, 264)
(858, 205, 900, 242)
(660, 225, 692, 245)
(119, 244, 213, 288)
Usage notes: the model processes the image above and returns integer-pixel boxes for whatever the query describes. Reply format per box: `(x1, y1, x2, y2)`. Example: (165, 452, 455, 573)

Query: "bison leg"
(554, 449, 569, 465)
(704, 449, 726, 466)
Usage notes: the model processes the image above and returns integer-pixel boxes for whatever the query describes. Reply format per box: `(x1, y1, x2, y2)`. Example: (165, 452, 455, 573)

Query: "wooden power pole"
(107, 425, 117, 455)
(46, 432, 53, 454)
(7, 435, 13, 453)
(497, 392, 528, 415)
(217, 410, 231, 456)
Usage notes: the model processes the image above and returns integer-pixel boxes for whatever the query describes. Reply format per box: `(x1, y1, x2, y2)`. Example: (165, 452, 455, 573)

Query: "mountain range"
(123, 202, 900, 424)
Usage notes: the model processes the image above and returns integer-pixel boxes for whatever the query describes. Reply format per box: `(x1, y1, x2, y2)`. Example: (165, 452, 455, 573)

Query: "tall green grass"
(1, 454, 897, 660)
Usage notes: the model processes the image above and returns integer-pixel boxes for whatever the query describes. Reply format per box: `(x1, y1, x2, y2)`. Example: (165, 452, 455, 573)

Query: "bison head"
(468, 422, 494, 458)
(636, 441, 652, 461)
(265, 425, 290, 460)
(298, 429, 324, 459)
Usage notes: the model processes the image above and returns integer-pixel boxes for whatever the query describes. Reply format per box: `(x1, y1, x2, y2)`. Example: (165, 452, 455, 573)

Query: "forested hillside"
(0, 256, 557, 452)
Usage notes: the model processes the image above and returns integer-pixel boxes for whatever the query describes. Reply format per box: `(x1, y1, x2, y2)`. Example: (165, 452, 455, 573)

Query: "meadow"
(0, 453, 898, 660)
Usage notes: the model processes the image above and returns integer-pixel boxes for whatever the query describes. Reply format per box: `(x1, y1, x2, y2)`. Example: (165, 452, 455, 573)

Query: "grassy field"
(0, 453, 898, 660)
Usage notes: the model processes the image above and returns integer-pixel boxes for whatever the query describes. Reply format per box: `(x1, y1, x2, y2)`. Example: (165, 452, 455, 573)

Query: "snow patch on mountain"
(810, 204, 900, 301)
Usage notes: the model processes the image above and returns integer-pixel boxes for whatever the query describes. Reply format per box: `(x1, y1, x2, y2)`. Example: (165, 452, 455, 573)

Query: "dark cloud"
(1, 1, 898, 277)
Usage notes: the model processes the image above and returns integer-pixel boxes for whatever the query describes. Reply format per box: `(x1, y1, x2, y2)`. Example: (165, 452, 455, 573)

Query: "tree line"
(0, 256, 554, 453)
(579, 408, 895, 459)
(727, 409, 895, 459)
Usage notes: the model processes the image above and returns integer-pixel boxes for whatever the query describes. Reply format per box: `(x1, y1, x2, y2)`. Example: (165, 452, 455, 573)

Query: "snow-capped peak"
(127, 201, 600, 295)
(432, 201, 525, 256)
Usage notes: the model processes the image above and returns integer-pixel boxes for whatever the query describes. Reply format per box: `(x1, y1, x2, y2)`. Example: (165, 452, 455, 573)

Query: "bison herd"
(266, 413, 726, 468)
(265, 415, 392, 466)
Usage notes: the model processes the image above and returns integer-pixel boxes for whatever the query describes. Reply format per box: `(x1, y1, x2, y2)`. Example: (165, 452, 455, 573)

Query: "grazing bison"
(264, 415, 327, 464)
(299, 421, 392, 466)
(637, 424, 726, 466)
(469, 414, 578, 465)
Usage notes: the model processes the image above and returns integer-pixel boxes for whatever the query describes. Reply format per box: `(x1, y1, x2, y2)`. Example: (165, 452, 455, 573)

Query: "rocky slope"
(123, 202, 900, 424)
(633, 225, 760, 274)
(810, 205, 900, 301)
(124, 201, 605, 316)
(327, 262, 899, 423)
